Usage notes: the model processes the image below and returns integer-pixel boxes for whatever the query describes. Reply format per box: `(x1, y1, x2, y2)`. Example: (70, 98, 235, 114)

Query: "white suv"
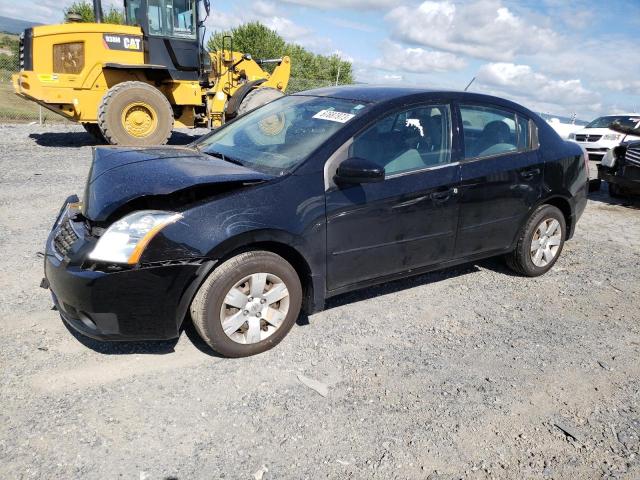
(569, 114, 640, 161)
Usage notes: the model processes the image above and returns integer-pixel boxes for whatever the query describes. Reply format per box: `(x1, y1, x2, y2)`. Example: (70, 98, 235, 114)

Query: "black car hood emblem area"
(83, 146, 273, 223)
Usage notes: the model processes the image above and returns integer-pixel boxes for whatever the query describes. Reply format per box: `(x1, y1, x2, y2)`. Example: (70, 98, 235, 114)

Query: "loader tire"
(236, 87, 284, 116)
(98, 81, 174, 146)
(81, 123, 106, 143)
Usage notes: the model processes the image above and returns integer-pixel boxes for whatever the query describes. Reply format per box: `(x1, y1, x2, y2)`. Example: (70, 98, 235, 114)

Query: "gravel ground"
(1, 123, 639, 480)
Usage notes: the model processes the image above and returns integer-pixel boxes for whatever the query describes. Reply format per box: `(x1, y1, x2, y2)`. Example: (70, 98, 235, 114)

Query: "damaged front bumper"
(44, 198, 214, 341)
(597, 164, 640, 194)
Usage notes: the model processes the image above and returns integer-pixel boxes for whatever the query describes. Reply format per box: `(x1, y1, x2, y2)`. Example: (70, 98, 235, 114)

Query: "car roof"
(293, 85, 441, 103)
(293, 85, 535, 115)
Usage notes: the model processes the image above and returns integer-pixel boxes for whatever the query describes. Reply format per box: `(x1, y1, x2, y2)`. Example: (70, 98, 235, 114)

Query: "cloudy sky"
(2, 0, 639, 119)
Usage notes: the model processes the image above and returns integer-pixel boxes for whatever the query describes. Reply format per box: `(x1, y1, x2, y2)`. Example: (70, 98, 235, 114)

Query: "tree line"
(0, 35, 19, 71)
(207, 22, 353, 91)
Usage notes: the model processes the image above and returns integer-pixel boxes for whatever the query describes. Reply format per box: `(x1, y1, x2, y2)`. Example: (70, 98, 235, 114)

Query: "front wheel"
(506, 204, 566, 276)
(190, 251, 302, 357)
(236, 87, 285, 116)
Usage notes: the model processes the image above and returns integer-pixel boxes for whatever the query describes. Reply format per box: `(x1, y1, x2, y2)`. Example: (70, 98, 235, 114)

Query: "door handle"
(520, 168, 540, 180)
(430, 187, 458, 202)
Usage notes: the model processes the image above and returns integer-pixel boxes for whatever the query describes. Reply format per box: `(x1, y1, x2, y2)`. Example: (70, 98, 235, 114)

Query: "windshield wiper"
(203, 150, 245, 167)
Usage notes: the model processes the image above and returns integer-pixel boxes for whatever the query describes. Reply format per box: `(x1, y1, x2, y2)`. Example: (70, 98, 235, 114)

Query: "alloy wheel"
(219, 272, 290, 344)
(530, 218, 562, 267)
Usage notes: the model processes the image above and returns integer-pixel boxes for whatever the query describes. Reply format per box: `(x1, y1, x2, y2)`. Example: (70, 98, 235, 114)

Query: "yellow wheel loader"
(12, 0, 290, 145)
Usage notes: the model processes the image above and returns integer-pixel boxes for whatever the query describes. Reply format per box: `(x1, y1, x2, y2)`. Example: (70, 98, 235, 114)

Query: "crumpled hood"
(83, 146, 273, 222)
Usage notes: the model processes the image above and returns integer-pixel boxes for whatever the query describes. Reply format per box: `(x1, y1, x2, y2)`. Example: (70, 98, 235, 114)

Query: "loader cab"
(123, 0, 206, 80)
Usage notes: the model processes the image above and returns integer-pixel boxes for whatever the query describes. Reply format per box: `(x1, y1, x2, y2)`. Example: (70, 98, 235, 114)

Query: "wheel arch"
(212, 236, 316, 315)
(540, 195, 574, 239)
(229, 240, 315, 311)
(177, 229, 320, 333)
(510, 194, 575, 251)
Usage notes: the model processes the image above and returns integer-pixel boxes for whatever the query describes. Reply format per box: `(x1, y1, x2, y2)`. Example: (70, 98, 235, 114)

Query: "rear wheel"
(506, 204, 566, 276)
(81, 122, 105, 143)
(190, 251, 302, 357)
(98, 81, 174, 146)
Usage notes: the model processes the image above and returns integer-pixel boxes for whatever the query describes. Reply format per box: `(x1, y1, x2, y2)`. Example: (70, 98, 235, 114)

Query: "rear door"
(325, 103, 461, 290)
(454, 103, 543, 257)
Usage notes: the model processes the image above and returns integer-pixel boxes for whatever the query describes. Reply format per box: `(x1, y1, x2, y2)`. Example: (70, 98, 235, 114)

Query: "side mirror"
(334, 157, 385, 185)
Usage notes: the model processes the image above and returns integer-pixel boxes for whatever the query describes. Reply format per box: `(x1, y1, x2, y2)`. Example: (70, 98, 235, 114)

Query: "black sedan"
(44, 86, 588, 357)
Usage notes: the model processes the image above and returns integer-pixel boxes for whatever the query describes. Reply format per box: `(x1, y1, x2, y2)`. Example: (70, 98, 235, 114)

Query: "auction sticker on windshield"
(313, 110, 355, 123)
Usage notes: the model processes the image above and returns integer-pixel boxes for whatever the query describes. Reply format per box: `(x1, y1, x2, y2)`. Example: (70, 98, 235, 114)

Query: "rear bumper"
(44, 202, 213, 341)
(12, 71, 78, 120)
(565, 180, 587, 241)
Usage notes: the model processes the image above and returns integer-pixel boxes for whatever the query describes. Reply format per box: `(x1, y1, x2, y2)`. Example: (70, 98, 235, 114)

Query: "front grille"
(575, 134, 602, 142)
(625, 145, 640, 167)
(53, 217, 79, 258)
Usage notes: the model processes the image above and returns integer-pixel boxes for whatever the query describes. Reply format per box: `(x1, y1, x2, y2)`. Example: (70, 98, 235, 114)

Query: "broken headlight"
(89, 211, 182, 265)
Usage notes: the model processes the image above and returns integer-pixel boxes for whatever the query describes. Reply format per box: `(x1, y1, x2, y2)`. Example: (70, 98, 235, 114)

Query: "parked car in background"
(546, 117, 583, 139)
(569, 114, 640, 161)
(42, 86, 588, 357)
(598, 122, 640, 198)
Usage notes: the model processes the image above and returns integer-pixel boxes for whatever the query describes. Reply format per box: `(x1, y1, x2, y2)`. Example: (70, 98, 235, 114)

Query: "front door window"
(350, 104, 452, 176)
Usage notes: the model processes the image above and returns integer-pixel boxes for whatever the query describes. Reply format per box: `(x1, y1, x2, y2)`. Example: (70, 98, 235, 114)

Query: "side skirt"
(324, 247, 513, 299)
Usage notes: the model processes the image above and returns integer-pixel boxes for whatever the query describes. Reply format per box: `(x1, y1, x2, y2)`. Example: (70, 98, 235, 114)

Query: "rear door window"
(460, 105, 518, 159)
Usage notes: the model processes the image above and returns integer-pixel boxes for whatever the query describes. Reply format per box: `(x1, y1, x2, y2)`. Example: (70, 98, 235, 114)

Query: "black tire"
(98, 81, 174, 146)
(236, 87, 284, 116)
(505, 204, 566, 277)
(608, 182, 625, 198)
(81, 122, 106, 143)
(588, 178, 601, 193)
(189, 251, 302, 357)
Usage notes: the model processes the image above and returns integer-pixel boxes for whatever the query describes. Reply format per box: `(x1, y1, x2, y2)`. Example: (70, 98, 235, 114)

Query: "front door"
(325, 103, 461, 291)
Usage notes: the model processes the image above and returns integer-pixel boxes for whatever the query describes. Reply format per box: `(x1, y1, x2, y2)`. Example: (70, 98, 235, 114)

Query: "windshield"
(586, 115, 640, 129)
(196, 95, 370, 175)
